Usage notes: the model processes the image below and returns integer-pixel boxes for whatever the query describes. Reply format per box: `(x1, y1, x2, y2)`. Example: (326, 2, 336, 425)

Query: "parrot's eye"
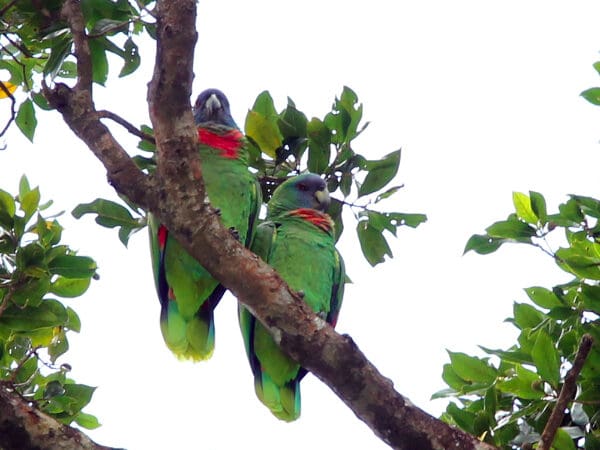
(297, 183, 308, 192)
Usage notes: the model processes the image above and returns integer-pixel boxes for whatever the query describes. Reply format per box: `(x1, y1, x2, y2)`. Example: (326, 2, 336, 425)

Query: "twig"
(0, 41, 31, 90)
(0, 81, 16, 139)
(87, 19, 134, 39)
(3, 33, 34, 59)
(0, 0, 18, 17)
(538, 334, 594, 450)
(0, 283, 15, 318)
(8, 347, 39, 383)
(97, 110, 155, 144)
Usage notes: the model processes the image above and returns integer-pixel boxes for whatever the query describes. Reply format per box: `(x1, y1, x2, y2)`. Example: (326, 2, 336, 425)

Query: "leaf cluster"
(244, 87, 426, 265)
(0, 176, 99, 429)
(76, 88, 426, 267)
(0, 0, 154, 140)
(436, 191, 600, 449)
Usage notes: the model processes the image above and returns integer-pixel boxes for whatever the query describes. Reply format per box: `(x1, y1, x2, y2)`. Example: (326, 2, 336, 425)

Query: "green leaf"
(72, 198, 139, 228)
(463, 234, 504, 255)
(374, 185, 403, 203)
(530, 191, 547, 225)
(48, 255, 97, 279)
(0, 188, 16, 226)
(19, 175, 31, 199)
(581, 284, 600, 314)
(31, 91, 52, 110)
(485, 218, 536, 242)
(0, 300, 68, 331)
(72, 198, 142, 246)
(88, 39, 109, 85)
(251, 90, 278, 116)
(581, 87, 600, 105)
(62, 383, 96, 410)
(585, 431, 600, 450)
(278, 102, 308, 139)
(558, 198, 584, 224)
(447, 351, 497, 384)
(20, 187, 40, 221)
(44, 380, 66, 399)
(441, 363, 468, 391)
(74, 412, 101, 430)
(340, 172, 352, 197)
(119, 37, 140, 77)
(551, 427, 577, 450)
(525, 286, 563, 309)
(512, 191, 538, 224)
(65, 307, 81, 333)
(43, 35, 73, 80)
(307, 118, 331, 174)
(10, 277, 50, 307)
(245, 106, 283, 158)
(16, 99, 37, 142)
(573, 195, 600, 219)
(49, 277, 91, 298)
(48, 327, 68, 363)
(445, 402, 477, 434)
(531, 330, 560, 387)
(556, 240, 600, 279)
(327, 198, 344, 243)
(496, 364, 544, 400)
(513, 302, 545, 330)
(356, 220, 392, 266)
(358, 149, 401, 197)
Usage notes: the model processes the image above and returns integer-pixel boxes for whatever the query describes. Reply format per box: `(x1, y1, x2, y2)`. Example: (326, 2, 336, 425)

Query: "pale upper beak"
(315, 189, 331, 211)
(205, 93, 221, 112)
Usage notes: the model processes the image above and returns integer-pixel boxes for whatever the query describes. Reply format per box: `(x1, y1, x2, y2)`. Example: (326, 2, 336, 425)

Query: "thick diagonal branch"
(43, 0, 498, 449)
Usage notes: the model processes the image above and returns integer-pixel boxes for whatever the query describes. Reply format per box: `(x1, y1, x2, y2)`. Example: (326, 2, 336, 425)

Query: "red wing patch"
(198, 128, 243, 159)
(288, 208, 334, 233)
(158, 225, 168, 249)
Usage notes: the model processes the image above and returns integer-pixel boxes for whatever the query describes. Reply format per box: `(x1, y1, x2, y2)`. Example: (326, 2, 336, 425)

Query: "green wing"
(239, 216, 343, 421)
(149, 141, 261, 361)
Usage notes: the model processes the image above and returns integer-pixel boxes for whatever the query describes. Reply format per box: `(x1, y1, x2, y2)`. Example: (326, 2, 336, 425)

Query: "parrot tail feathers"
(160, 300, 215, 362)
(254, 372, 301, 422)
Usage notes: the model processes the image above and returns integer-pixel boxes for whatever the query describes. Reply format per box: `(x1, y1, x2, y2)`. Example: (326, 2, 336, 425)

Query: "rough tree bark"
(0, 1, 498, 449)
(0, 382, 117, 450)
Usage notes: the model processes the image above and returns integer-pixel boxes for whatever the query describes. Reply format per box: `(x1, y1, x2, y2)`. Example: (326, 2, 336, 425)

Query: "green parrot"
(149, 88, 261, 361)
(239, 173, 345, 421)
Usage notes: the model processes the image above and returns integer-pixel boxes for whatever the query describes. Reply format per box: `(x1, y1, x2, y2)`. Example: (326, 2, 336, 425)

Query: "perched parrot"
(149, 88, 261, 361)
(238, 173, 345, 421)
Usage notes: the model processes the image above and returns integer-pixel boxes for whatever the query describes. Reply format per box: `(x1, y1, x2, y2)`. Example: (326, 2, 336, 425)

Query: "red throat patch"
(289, 208, 334, 233)
(198, 128, 243, 159)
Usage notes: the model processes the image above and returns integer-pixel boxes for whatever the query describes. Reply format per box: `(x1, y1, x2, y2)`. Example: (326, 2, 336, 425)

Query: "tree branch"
(97, 109, 155, 144)
(538, 334, 594, 450)
(40, 1, 498, 449)
(0, 382, 117, 450)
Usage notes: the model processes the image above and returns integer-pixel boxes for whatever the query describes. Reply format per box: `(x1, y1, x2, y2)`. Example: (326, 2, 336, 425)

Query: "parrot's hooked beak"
(315, 189, 331, 211)
(205, 93, 222, 113)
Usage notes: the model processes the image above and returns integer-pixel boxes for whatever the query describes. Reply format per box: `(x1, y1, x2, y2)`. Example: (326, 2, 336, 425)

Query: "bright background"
(2, 1, 600, 448)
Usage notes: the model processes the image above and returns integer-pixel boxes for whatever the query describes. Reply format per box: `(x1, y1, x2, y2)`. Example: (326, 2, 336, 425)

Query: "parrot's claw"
(214, 208, 222, 216)
(229, 227, 241, 241)
(297, 290, 305, 298)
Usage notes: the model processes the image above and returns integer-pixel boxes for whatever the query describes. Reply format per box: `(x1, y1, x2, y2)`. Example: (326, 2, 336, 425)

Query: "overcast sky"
(2, 1, 600, 449)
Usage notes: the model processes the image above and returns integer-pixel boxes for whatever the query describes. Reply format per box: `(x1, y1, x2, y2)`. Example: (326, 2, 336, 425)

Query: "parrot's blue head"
(193, 89, 238, 128)
(268, 173, 330, 218)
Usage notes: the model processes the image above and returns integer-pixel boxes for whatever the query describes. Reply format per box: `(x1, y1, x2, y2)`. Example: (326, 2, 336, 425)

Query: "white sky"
(2, 1, 600, 449)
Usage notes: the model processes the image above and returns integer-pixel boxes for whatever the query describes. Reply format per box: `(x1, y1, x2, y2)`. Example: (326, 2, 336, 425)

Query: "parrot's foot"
(296, 290, 305, 299)
(214, 208, 221, 216)
(228, 227, 241, 241)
